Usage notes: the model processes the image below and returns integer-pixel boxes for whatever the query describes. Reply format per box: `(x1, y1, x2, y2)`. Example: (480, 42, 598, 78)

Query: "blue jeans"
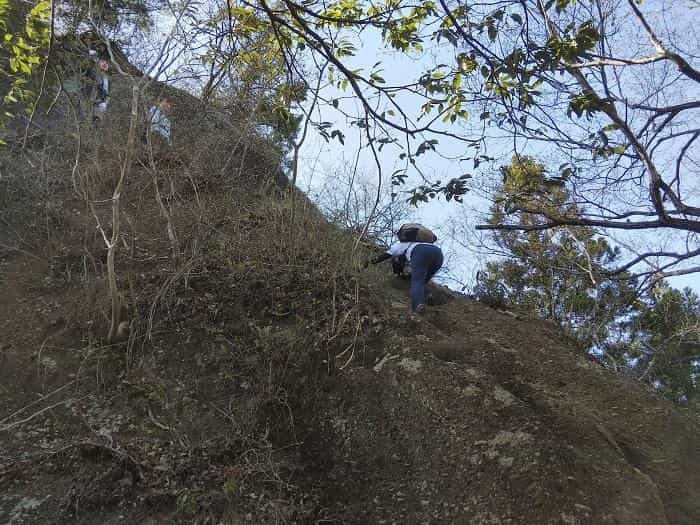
(409, 244, 443, 311)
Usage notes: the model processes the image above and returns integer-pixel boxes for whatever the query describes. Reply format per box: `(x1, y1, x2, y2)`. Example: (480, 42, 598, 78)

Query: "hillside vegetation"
(1, 77, 700, 525)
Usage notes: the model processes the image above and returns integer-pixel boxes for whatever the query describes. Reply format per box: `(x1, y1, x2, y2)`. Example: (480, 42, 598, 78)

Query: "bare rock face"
(300, 299, 700, 524)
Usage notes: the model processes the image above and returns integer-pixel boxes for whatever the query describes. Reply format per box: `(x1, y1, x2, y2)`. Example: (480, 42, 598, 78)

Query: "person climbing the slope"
(93, 58, 110, 122)
(147, 97, 173, 147)
(81, 50, 111, 122)
(368, 223, 443, 314)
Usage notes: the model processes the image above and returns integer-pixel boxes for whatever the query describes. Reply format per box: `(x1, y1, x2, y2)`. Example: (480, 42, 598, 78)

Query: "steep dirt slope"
(1, 75, 699, 523)
(1, 171, 699, 524)
(301, 293, 700, 524)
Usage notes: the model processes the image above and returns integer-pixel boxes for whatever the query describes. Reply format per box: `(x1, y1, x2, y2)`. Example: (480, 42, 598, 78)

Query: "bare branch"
(627, 0, 700, 83)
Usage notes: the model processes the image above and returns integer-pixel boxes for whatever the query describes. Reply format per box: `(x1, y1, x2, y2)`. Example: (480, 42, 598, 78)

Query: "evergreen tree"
(619, 284, 700, 404)
(476, 156, 638, 350)
(478, 156, 699, 404)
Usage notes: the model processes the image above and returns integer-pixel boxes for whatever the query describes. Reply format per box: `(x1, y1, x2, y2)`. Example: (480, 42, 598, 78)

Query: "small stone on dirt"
(493, 386, 517, 406)
(397, 358, 423, 374)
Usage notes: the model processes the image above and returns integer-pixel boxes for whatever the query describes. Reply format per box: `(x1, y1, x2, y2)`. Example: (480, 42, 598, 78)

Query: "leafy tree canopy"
(226, 0, 700, 279)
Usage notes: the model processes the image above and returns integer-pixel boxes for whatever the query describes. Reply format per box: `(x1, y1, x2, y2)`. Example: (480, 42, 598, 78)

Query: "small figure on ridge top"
(147, 97, 173, 147)
(82, 49, 111, 123)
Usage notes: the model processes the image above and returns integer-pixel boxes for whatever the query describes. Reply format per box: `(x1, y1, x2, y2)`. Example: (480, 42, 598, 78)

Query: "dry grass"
(0, 67, 407, 524)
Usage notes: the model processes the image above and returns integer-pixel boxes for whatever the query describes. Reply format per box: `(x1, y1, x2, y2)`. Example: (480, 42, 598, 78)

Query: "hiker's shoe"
(414, 304, 426, 315)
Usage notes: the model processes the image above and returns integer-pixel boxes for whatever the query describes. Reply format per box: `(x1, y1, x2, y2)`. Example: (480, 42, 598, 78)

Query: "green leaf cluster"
(406, 174, 471, 204)
(206, 4, 308, 150)
(0, 0, 50, 141)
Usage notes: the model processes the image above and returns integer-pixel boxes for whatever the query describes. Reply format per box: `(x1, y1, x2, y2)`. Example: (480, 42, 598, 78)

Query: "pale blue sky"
(293, 1, 700, 293)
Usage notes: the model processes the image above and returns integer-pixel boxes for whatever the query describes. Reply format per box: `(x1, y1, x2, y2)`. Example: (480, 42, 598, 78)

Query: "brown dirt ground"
(1, 145, 700, 525)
